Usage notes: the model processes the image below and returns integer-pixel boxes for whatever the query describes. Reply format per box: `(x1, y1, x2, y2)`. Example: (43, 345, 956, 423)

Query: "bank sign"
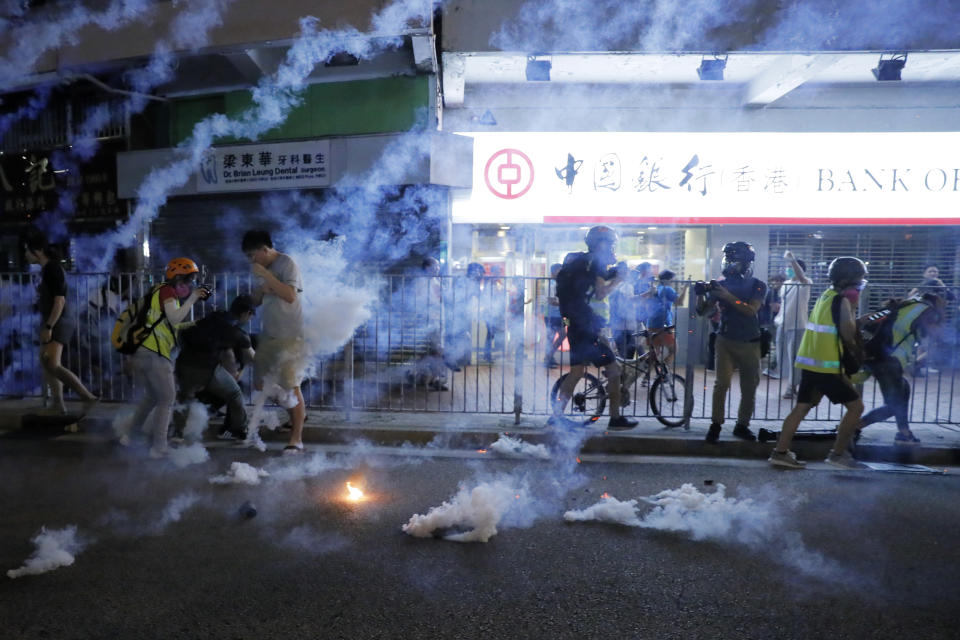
(196, 140, 330, 193)
(452, 132, 960, 224)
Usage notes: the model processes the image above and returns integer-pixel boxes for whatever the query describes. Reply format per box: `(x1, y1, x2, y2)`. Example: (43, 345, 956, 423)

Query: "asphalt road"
(1, 436, 958, 640)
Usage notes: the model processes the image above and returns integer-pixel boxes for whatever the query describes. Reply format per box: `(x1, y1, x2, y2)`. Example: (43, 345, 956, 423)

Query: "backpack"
(555, 252, 593, 319)
(111, 286, 166, 355)
(860, 296, 933, 363)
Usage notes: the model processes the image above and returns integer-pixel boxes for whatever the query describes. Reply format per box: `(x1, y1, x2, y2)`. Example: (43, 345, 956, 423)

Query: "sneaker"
(894, 431, 921, 446)
(169, 434, 185, 445)
(732, 423, 757, 441)
(705, 423, 722, 444)
(768, 449, 806, 469)
(608, 416, 638, 430)
(782, 389, 795, 400)
(763, 368, 780, 379)
(282, 444, 304, 455)
(217, 430, 240, 441)
(825, 450, 869, 470)
(543, 358, 559, 369)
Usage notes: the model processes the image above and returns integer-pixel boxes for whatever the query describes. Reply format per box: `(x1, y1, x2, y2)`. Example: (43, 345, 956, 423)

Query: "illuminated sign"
(452, 132, 960, 224)
(196, 140, 330, 193)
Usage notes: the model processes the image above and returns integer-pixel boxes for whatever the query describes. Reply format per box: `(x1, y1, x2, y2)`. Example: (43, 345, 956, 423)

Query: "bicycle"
(549, 326, 687, 427)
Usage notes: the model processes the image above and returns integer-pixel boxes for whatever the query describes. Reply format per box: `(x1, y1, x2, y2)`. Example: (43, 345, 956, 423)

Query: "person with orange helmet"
(122, 256, 211, 458)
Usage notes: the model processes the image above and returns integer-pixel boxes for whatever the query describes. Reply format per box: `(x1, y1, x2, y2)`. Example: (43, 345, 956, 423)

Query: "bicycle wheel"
(649, 372, 686, 427)
(550, 372, 607, 425)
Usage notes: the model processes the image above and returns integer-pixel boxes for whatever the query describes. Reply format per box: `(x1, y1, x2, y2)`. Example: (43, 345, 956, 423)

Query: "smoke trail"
(77, 0, 434, 272)
(0, 85, 52, 144)
(488, 434, 551, 460)
(209, 461, 270, 485)
(402, 477, 533, 542)
(182, 400, 209, 441)
(564, 483, 849, 582)
(7, 525, 86, 579)
(0, 0, 157, 89)
(167, 442, 210, 468)
(146, 491, 202, 534)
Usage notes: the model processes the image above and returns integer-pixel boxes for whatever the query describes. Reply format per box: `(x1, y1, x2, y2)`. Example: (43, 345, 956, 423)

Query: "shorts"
(796, 369, 859, 405)
(650, 330, 676, 350)
(254, 337, 306, 389)
(567, 328, 615, 368)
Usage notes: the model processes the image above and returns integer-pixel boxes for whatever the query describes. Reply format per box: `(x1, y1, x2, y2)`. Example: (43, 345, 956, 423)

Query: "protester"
(481, 265, 506, 363)
(774, 251, 812, 398)
(123, 257, 210, 457)
(759, 273, 783, 377)
(768, 257, 868, 470)
(541, 262, 566, 367)
(855, 292, 946, 446)
(23, 231, 99, 416)
(242, 230, 306, 454)
(696, 242, 767, 443)
(647, 269, 687, 368)
(173, 294, 256, 441)
(552, 226, 637, 430)
(609, 262, 640, 359)
(416, 257, 448, 391)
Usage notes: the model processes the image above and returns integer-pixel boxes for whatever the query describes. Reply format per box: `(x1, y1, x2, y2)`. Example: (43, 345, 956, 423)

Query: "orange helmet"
(165, 257, 199, 281)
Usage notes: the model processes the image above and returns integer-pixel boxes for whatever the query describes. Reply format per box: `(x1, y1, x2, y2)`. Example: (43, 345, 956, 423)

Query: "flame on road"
(346, 482, 365, 502)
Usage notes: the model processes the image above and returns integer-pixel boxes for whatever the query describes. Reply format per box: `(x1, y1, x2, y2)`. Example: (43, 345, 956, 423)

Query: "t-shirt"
(709, 275, 767, 342)
(259, 253, 303, 340)
(37, 261, 68, 318)
(178, 310, 252, 371)
(776, 278, 811, 332)
(647, 284, 677, 329)
(758, 287, 781, 326)
(557, 251, 609, 333)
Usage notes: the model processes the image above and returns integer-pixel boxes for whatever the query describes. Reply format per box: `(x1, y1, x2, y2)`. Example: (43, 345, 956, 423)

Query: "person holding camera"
(123, 257, 211, 458)
(647, 269, 687, 368)
(768, 257, 868, 470)
(696, 242, 767, 444)
(173, 294, 256, 441)
(552, 226, 638, 430)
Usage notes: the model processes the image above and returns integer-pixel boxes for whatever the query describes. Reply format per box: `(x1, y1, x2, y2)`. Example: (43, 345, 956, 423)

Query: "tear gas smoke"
(209, 461, 270, 485)
(565, 483, 848, 582)
(488, 434, 551, 460)
(7, 525, 86, 579)
(167, 442, 210, 468)
(280, 525, 350, 555)
(402, 477, 533, 543)
(149, 491, 201, 533)
(182, 400, 210, 441)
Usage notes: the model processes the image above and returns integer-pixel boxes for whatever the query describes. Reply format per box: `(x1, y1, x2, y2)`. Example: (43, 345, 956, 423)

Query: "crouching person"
(173, 295, 256, 441)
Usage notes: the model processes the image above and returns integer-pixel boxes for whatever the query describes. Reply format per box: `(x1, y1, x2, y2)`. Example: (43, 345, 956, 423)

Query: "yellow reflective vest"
(139, 285, 178, 360)
(795, 289, 842, 373)
(888, 301, 930, 368)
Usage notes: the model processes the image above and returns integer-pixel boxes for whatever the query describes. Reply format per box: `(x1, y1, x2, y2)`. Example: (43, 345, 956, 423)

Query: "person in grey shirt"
(242, 230, 306, 454)
(696, 242, 767, 444)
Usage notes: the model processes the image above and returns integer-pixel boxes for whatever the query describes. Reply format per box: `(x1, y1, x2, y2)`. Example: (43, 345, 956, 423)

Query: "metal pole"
(682, 284, 696, 430)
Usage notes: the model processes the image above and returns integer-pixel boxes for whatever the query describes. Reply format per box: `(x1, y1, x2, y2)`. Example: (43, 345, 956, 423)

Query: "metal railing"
(2, 272, 958, 428)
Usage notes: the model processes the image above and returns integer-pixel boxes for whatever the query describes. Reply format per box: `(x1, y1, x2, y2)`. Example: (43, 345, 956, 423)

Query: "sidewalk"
(1, 398, 959, 466)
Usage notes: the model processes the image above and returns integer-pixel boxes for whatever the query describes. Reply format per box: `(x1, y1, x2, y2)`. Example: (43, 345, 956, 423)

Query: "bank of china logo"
(199, 150, 218, 185)
(484, 148, 534, 199)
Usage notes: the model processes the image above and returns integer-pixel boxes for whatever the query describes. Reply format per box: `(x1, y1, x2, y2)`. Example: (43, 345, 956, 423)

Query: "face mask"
(173, 282, 193, 298)
(785, 267, 795, 279)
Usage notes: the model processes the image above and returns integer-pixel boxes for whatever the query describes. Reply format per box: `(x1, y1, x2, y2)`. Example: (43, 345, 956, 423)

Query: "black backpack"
(555, 252, 593, 319)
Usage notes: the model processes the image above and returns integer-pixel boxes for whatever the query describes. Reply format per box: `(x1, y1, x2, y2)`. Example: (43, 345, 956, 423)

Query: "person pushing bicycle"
(550, 226, 638, 430)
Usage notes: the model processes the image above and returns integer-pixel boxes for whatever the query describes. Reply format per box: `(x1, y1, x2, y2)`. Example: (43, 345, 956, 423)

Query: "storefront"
(450, 131, 960, 287)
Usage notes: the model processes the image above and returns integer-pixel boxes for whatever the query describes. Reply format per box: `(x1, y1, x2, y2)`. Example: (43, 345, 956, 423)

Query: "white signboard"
(452, 132, 960, 225)
(196, 140, 330, 193)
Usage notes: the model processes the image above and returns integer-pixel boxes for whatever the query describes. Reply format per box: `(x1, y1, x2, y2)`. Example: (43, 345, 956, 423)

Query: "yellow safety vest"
(795, 289, 842, 373)
(889, 301, 930, 368)
(140, 286, 178, 360)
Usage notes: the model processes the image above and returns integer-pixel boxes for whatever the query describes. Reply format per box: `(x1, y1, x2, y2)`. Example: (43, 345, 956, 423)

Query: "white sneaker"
(825, 450, 868, 470)
(768, 450, 805, 469)
(148, 447, 168, 459)
(763, 369, 780, 380)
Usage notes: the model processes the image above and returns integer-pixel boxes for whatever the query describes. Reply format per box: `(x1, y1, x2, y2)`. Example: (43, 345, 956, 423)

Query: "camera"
(197, 283, 213, 299)
(694, 280, 718, 296)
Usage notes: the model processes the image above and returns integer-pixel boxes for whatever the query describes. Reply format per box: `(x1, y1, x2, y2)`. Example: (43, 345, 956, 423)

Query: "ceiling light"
(872, 53, 907, 81)
(525, 56, 551, 82)
(697, 55, 727, 81)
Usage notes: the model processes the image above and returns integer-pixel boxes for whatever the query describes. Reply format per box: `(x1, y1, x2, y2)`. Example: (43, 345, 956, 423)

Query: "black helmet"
(585, 225, 618, 251)
(721, 241, 755, 277)
(828, 257, 867, 288)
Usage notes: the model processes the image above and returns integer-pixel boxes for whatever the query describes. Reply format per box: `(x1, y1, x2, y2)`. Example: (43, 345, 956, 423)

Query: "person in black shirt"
(173, 294, 256, 440)
(552, 226, 638, 430)
(23, 231, 98, 416)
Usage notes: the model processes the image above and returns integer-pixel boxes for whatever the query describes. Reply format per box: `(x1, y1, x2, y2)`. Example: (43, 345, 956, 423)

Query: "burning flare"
(346, 482, 364, 502)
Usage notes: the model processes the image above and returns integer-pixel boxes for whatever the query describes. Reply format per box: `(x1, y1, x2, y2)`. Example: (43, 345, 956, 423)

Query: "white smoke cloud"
(148, 491, 201, 534)
(488, 434, 551, 460)
(182, 401, 209, 441)
(7, 525, 86, 579)
(209, 461, 270, 485)
(167, 442, 210, 468)
(402, 478, 532, 542)
(280, 525, 350, 555)
(565, 483, 847, 582)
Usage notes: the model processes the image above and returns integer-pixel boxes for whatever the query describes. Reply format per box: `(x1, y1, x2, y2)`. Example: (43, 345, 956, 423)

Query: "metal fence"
(2, 272, 959, 428)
